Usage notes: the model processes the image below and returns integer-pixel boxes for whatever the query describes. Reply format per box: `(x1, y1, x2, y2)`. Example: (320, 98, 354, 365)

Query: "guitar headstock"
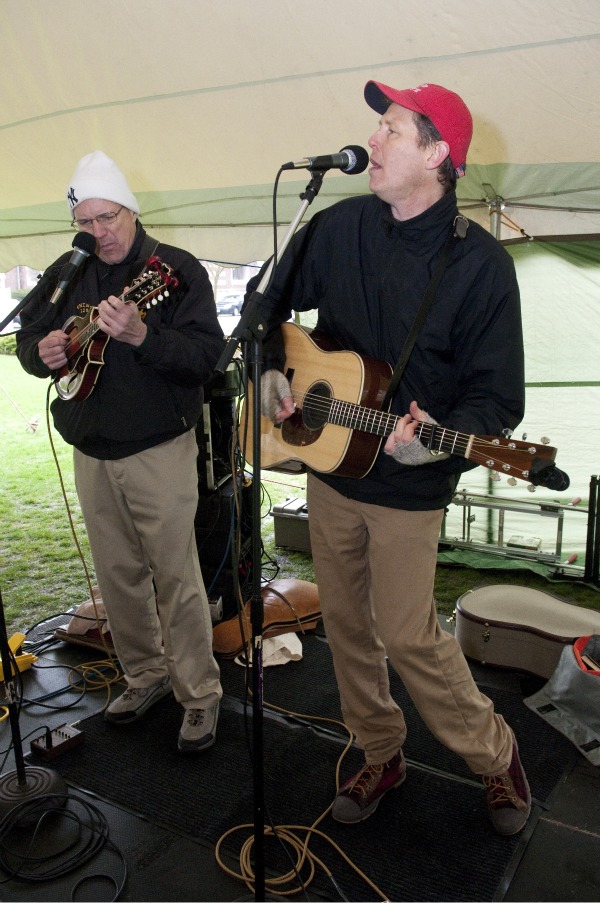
(124, 256, 180, 310)
(473, 433, 569, 491)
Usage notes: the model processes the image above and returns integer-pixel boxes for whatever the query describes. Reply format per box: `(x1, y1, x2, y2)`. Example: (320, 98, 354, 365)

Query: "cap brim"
(364, 81, 425, 116)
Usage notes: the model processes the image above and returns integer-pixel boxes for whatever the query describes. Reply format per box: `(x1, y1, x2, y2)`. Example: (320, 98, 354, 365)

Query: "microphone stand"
(0, 587, 67, 818)
(0, 266, 60, 334)
(215, 170, 325, 902)
(0, 294, 37, 334)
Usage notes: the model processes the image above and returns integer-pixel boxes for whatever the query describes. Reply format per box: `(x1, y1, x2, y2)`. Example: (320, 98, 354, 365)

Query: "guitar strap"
(127, 235, 160, 284)
(380, 215, 469, 410)
(141, 235, 160, 260)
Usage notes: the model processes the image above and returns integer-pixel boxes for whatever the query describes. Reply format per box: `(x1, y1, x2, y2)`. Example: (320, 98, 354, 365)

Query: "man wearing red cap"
(251, 81, 531, 836)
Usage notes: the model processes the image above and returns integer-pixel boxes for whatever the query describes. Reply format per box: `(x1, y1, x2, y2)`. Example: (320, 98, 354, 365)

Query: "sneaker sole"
(105, 710, 148, 724)
(104, 687, 172, 724)
(177, 735, 217, 754)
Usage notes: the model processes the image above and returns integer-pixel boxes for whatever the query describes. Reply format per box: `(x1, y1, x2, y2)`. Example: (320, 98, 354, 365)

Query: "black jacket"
(16, 225, 225, 459)
(249, 191, 525, 509)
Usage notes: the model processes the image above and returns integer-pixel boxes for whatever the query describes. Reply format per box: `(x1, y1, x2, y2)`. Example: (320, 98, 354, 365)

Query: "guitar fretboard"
(316, 394, 472, 459)
(64, 271, 167, 360)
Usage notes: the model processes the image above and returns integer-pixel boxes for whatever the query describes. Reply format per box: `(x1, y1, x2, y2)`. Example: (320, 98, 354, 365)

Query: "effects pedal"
(30, 723, 84, 760)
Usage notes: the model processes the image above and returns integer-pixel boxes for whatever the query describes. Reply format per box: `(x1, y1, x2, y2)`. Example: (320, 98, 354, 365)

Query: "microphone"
(49, 232, 97, 305)
(529, 457, 570, 491)
(281, 145, 369, 175)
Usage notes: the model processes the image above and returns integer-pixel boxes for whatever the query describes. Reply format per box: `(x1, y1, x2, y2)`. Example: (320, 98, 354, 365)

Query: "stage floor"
(1, 615, 599, 902)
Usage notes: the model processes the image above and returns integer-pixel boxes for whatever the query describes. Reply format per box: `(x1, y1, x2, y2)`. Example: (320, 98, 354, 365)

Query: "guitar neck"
(328, 397, 471, 460)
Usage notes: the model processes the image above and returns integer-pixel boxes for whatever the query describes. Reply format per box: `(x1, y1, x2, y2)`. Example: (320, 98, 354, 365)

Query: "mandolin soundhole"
(302, 381, 331, 430)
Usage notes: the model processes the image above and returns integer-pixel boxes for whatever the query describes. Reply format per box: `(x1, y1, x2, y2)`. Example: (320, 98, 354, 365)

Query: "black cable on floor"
(0, 793, 127, 900)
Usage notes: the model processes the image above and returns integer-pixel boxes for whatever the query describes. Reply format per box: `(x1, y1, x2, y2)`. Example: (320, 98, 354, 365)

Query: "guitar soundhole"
(302, 381, 331, 430)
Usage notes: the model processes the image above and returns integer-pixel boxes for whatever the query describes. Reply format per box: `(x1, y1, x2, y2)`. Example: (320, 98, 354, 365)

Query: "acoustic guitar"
(244, 322, 566, 488)
(55, 256, 179, 402)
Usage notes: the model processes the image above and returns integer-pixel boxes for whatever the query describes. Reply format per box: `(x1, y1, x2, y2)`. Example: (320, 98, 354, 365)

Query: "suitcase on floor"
(455, 584, 600, 678)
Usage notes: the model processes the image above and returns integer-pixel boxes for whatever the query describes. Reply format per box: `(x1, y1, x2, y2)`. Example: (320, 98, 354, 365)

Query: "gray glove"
(386, 410, 450, 466)
(261, 370, 294, 422)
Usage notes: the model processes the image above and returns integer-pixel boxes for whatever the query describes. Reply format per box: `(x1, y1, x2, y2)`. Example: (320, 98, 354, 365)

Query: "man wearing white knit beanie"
(17, 151, 225, 754)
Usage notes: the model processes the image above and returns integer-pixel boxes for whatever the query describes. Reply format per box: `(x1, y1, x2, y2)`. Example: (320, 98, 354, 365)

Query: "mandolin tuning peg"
(507, 477, 517, 486)
(540, 436, 550, 445)
(527, 483, 537, 493)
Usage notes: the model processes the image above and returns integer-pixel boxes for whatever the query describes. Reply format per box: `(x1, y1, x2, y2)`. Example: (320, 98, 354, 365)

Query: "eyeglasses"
(71, 206, 124, 230)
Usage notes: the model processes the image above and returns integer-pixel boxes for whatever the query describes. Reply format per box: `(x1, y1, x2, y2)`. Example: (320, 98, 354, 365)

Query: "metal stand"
(215, 171, 324, 901)
(0, 587, 67, 819)
(584, 475, 600, 586)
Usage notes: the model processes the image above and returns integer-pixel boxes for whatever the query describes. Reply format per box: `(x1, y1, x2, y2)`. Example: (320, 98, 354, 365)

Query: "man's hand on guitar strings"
(97, 293, 148, 347)
(261, 370, 296, 424)
(384, 400, 449, 466)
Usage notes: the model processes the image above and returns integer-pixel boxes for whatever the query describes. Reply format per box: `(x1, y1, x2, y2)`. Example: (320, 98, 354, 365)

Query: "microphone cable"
(0, 792, 127, 898)
(214, 680, 392, 902)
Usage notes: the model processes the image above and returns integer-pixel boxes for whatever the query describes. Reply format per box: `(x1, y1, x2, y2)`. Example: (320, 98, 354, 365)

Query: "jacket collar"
(381, 191, 458, 248)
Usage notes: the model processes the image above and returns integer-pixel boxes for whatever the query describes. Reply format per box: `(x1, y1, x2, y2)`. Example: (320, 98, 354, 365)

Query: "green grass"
(1, 349, 598, 641)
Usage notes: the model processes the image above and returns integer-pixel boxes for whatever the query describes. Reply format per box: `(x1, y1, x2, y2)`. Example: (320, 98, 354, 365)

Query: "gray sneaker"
(105, 676, 172, 724)
(178, 704, 219, 753)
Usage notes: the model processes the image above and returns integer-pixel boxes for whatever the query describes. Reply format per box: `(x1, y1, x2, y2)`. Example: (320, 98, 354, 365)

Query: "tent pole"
(482, 185, 506, 542)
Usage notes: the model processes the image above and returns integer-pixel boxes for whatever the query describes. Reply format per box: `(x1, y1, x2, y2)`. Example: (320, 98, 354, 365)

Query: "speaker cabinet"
(195, 364, 251, 620)
(195, 476, 253, 621)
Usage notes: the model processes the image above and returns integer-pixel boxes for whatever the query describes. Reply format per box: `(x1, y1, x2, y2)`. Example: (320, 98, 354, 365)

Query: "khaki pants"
(307, 473, 511, 776)
(74, 430, 221, 710)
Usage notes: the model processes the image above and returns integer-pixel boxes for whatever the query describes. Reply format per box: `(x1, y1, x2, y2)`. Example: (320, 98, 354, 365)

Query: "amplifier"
(272, 497, 311, 552)
(196, 476, 253, 621)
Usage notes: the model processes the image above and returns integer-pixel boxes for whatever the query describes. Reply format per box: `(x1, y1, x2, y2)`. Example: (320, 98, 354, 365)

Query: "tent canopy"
(2, 0, 600, 270)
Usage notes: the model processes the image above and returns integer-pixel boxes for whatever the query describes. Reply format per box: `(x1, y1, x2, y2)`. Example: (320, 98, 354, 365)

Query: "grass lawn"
(1, 349, 598, 641)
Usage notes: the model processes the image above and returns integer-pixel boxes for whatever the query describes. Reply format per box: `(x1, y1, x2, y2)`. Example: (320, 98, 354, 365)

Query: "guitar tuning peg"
(527, 483, 537, 493)
(540, 436, 550, 445)
(521, 432, 527, 440)
(507, 477, 517, 486)
(502, 428, 513, 438)
(490, 471, 501, 481)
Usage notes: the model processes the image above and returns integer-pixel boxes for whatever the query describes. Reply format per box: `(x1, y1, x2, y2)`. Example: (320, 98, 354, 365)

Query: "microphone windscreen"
(341, 145, 369, 175)
(72, 232, 97, 255)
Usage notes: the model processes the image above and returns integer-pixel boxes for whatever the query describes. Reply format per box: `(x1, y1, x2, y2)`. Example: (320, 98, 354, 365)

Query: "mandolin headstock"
(125, 257, 180, 310)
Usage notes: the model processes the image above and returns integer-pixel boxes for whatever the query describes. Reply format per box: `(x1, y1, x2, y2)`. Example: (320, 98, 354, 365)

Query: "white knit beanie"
(66, 150, 140, 214)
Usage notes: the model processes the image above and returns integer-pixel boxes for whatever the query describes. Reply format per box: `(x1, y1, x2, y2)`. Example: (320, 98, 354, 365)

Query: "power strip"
(209, 595, 223, 623)
(30, 724, 84, 761)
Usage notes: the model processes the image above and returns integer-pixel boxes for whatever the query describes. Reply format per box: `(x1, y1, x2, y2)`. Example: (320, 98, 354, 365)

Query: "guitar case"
(211, 577, 321, 658)
(455, 584, 600, 678)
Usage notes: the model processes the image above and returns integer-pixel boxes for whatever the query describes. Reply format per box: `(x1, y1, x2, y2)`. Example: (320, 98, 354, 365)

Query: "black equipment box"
(272, 497, 311, 552)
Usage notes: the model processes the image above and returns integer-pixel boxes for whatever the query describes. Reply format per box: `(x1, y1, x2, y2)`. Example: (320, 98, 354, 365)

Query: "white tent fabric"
(2, 0, 599, 560)
(1, 0, 600, 270)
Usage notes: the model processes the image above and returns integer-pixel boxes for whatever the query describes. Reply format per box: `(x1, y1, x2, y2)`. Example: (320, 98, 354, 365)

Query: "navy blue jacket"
(16, 225, 225, 459)
(249, 191, 525, 510)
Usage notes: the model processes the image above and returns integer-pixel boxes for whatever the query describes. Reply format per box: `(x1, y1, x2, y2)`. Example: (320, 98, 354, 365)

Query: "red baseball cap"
(364, 81, 473, 177)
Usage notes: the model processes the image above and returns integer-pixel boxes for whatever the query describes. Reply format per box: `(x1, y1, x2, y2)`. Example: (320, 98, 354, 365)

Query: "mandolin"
(55, 256, 179, 402)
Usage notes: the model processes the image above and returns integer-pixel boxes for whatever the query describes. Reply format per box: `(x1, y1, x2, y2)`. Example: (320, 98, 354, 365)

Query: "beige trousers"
(74, 430, 222, 710)
(307, 473, 512, 776)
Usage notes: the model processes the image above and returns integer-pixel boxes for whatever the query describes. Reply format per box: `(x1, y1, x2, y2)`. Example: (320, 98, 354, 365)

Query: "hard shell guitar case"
(455, 584, 600, 678)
